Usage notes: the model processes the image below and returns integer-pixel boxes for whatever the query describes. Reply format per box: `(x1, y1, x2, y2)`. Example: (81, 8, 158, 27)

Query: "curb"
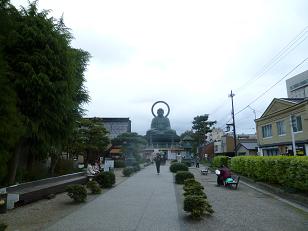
(239, 175, 308, 210)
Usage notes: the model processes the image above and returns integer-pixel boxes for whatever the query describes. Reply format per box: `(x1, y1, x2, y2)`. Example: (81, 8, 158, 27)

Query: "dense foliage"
(112, 132, 147, 163)
(183, 179, 213, 219)
(122, 167, 134, 176)
(0, 1, 91, 185)
(66, 184, 87, 202)
(96, 171, 116, 188)
(175, 171, 194, 184)
(231, 156, 308, 192)
(169, 163, 188, 173)
(192, 114, 216, 147)
(86, 180, 102, 194)
(212, 156, 230, 168)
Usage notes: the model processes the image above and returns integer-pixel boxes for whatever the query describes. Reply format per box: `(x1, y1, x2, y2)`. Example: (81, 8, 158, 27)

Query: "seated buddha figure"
(146, 108, 177, 137)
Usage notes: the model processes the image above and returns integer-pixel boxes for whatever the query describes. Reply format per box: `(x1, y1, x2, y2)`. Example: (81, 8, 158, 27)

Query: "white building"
(286, 70, 308, 98)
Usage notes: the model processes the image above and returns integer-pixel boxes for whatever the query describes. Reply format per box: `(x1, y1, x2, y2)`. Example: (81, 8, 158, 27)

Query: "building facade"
(88, 117, 131, 139)
(255, 98, 308, 156)
(286, 70, 308, 98)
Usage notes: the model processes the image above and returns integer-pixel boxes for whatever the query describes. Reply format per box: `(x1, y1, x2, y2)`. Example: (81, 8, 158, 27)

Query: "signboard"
(104, 159, 114, 172)
(296, 145, 305, 156)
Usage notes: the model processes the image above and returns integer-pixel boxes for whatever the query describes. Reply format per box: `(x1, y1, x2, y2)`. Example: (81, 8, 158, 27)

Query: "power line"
(235, 26, 308, 93)
(234, 56, 308, 116)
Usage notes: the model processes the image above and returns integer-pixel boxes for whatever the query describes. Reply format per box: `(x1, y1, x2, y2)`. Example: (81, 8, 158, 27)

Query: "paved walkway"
(45, 164, 180, 231)
(177, 167, 308, 231)
(45, 164, 308, 231)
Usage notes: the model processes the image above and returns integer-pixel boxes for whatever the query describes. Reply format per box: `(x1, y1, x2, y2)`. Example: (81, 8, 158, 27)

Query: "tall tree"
(112, 132, 147, 162)
(192, 114, 216, 148)
(1, 1, 90, 184)
(0, 0, 24, 185)
(66, 119, 110, 166)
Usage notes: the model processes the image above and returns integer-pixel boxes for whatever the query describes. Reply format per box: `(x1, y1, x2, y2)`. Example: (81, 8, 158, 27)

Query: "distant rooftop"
(279, 98, 306, 104)
(87, 117, 131, 122)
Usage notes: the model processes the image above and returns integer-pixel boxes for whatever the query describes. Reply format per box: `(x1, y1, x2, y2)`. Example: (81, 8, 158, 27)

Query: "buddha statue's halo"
(151, 101, 170, 118)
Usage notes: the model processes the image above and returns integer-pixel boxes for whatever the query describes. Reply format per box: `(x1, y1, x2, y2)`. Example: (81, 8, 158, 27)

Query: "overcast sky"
(11, 0, 308, 135)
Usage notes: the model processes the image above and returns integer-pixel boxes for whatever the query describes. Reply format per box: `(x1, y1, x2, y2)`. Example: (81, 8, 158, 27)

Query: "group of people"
(87, 160, 101, 177)
(216, 165, 232, 186)
(152, 154, 232, 186)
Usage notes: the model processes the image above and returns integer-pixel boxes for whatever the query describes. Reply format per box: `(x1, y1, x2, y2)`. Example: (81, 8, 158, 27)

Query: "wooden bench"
(224, 176, 240, 189)
(5, 172, 87, 208)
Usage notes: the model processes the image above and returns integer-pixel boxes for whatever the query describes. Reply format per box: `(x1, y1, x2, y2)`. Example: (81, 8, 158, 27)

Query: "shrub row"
(122, 163, 141, 177)
(231, 156, 308, 192)
(66, 171, 116, 202)
(212, 156, 230, 168)
(170, 163, 188, 173)
(183, 179, 214, 219)
(175, 171, 194, 184)
(86, 180, 102, 194)
(96, 172, 116, 188)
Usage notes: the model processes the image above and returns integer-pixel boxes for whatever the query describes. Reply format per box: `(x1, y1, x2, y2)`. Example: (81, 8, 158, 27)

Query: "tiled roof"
(239, 142, 258, 150)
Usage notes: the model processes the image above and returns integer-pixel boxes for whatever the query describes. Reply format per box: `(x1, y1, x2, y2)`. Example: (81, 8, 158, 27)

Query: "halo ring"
(151, 101, 170, 117)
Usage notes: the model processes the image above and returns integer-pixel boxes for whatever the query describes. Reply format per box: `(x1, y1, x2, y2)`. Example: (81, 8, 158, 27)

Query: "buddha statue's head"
(157, 108, 164, 117)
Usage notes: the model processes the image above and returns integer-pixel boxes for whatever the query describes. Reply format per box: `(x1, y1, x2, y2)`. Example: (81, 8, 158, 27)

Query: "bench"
(5, 172, 87, 208)
(224, 176, 240, 189)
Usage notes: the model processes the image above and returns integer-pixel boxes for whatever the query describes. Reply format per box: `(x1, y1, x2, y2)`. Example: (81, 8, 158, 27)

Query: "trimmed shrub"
(183, 184, 206, 198)
(114, 160, 126, 168)
(86, 180, 102, 194)
(0, 223, 7, 231)
(175, 171, 194, 184)
(132, 163, 141, 172)
(171, 160, 177, 163)
(184, 178, 201, 187)
(66, 184, 87, 202)
(122, 167, 134, 176)
(231, 156, 308, 192)
(170, 163, 188, 173)
(212, 156, 229, 168)
(184, 195, 214, 218)
(96, 171, 116, 188)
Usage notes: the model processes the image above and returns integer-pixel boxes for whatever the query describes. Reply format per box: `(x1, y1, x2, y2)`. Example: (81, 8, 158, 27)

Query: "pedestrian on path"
(154, 153, 162, 174)
(195, 156, 200, 168)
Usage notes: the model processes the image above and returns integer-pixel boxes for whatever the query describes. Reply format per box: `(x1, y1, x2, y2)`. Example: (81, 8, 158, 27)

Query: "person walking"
(195, 156, 200, 168)
(154, 153, 162, 174)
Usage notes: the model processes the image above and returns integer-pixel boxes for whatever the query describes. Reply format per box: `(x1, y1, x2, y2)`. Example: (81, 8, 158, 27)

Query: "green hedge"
(231, 156, 308, 192)
(86, 180, 102, 194)
(96, 171, 116, 188)
(122, 167, 134, 176)
(175, 171, 194, 184)
(66, 184, 87, 202)
(212, 156, 229, 168)
(170, 163, 188, 173)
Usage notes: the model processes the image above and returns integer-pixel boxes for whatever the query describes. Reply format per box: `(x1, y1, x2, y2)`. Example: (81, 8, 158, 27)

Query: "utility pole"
(289, 115, 296, 156)
(228, 90, 237, 156)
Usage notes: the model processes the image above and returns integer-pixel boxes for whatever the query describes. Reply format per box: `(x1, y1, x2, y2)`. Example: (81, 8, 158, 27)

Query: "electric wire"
(234, 56, 308, 116)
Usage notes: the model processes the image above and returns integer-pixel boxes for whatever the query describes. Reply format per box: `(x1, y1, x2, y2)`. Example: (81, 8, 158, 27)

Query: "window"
(262, 124, 272, 138)
(276, 120, 285, 135)
(292, 115, 303, 132)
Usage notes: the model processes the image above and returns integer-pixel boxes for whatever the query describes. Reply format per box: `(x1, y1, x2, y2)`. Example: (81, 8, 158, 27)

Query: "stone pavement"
(45, 164, 181, 231)
(177, 167, 308, 231)
(45, 163, 308, 231)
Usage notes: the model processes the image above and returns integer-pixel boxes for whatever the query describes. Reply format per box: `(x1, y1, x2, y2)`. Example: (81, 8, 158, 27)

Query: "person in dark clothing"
(154, 153, 162, 174)
(216, 165, 231, 186)
(195, 156, 200, 168)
